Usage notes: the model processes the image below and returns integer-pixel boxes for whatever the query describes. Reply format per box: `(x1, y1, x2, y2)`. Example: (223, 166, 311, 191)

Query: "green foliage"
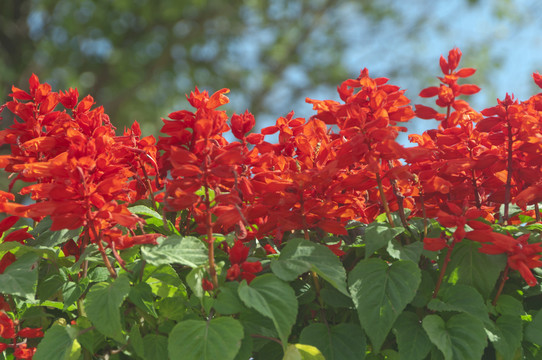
(238, 274, 298, 350)
(0, 252, 39, 299)
(141, 235, 208, 267)
(271, 238, 348, 296)
(34, 325, 81, 360)
(422, 314, 487, 360)
(299, 323, 366, 360)
(348, 258, 421, 352)
(84, 275, 131, 343)
(168, 318, 244, 360)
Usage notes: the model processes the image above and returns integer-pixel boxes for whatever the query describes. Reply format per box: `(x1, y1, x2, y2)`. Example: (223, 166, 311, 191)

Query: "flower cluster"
(0, 311, 43, 359)
(0, 75, 160, 275)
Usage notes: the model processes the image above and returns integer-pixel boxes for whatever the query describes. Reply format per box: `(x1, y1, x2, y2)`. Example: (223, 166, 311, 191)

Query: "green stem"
(432, 241, 454, 299)
(203, 152, 218, 289)
(503, 108, 513, 224)
(376, 171, 395, 227)
(492, 263, 510, 307)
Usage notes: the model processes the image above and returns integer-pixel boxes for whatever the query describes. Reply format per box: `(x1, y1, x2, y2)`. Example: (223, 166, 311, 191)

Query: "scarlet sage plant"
(0, 49, 541, 360)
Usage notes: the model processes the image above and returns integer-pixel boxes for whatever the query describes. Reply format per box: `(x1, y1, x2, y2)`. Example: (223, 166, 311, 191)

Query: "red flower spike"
(325, 241, 346, 256)
(533, 72, 542, 89)
(13, 343, 36, 360)
(0, 253, 16, 274)
(439, 55, 449, 74)
(455, 68, 476, 78)
(419, 86, 439, 98)
(202, 278, 214, 291)
(3, 228, 33, 244)
(415, 105, 441, 120)
(0, 311, 15, 339)
(467, 232, 542, 286)
(59, 87, 79, 109)
(0, 296, 10, 312)
(226, 263, 241, 281)
(263, 244, 277, 255)
(229, 240, 250, 265)
(447, 48, 462, 71)
(0, 216, 19, 236)
(231, 110, 255, 140)
(17, 327, 44, 338)
(424, 237, 448, 251)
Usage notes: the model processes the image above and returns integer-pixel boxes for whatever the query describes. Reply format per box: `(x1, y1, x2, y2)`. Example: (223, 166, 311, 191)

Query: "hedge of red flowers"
(0, 48, 541, 359)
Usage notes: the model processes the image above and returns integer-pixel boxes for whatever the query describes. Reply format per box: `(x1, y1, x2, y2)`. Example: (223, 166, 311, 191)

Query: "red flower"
(0, 296, 10, 312)
(13, 343, 36, 359)
(202, 278, 214, 292)
(0, 253, 16, 274)
(17, 327, 43, 338)
(226, 241, 262, 284)
(263, 244, 277, 255)
(0, 311, 15, 339)
(325, 241, 346, 256)
(467, 231, 542, 286)
(226, 264, 241, 281)
(423, 237, 448, 252)
(229, 240, 249, 265)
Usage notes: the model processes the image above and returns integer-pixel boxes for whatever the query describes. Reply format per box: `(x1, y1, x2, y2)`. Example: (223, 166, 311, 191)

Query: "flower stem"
(432, 241, 454, 299)
(376, 171, 395, 227)
(503, 108, 513, 224)
(492, 263, 510, 306)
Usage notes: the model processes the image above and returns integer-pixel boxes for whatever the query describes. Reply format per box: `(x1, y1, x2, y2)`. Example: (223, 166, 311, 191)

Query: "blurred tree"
(0, 0, 538, 138)
(1, 0, 356, 135)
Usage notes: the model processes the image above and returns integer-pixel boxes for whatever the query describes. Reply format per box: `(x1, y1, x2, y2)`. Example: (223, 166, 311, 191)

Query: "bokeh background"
(2, 0, 542, 145)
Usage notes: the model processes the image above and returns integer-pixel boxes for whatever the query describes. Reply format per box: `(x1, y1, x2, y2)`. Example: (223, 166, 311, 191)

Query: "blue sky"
(278, 0, 542, 144)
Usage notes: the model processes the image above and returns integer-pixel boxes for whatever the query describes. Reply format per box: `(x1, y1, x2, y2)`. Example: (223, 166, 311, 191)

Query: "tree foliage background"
(1, 0, 541, 138)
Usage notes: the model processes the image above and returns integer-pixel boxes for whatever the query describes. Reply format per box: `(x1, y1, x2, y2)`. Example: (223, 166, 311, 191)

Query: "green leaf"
(410, 270, 435, 308)
(62, 279, 89, 308)
(128, 205, 162, 221)
(168, 317, 244, 360)
(283, 344, 325, 360)
(37, 272, 66, 301)
(75, 317, 105, 353)
(129, 325, 145, 358)
(495, 295, 524, 316)
(157, 296, 186, 321)
(34, 325, 81, 360)
(238, 274, 298, 350)
(427, 284, 490, 324)
(348, 258, 421, 352)
(491, 315, 522, 360)
(143, 334, 169, 360)
(84, 275, 131, 343)
(129, 282, 157, 317)
(422, 314, 487, 360)
(234, 334, 254, 360)
(239, 308, 278, 340)
(393, 311, 432, 360)
(525, 309, 542, 344)
(443, 240, 506, 298)
(186, 265, 206, 299)
(141, 235, 208, 267)
(29, 217, 82, 248)
(363, 222, 405, 257)
(270, 238, 348, 296)
(0, 252, 39, 299)
(386, 239, 424, 263)
(320, 285, 354, 309)
(214, 281, 245, 315)
(299, 323, 365, 360)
